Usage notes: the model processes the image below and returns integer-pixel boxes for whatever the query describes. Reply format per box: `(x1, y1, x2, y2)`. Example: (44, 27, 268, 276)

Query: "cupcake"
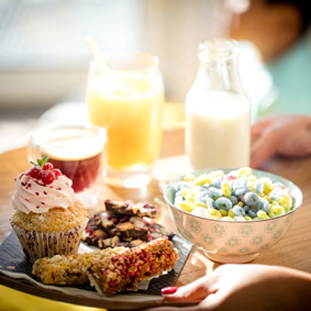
(11, 156, 88, 263)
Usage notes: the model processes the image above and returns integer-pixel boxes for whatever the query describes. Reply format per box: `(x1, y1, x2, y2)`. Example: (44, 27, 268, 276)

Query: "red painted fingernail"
(161, 286, 179, 295)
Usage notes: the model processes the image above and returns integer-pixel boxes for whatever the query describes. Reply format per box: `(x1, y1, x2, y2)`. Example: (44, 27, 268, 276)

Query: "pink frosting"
(12, 169, 77, 214)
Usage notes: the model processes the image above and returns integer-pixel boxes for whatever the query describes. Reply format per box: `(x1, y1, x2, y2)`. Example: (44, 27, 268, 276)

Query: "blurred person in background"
(223, 0, 311, 117)
(251, 114, 311, 168)
(218, 0, 311, 168)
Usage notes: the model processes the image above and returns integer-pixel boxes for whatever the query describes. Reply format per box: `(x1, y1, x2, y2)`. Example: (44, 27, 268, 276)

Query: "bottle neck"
(196, 57, 244, 93)
(192, 39, 245, 94)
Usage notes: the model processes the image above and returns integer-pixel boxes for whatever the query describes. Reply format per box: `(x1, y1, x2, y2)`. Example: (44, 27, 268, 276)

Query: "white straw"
(85, 36, 109, 74)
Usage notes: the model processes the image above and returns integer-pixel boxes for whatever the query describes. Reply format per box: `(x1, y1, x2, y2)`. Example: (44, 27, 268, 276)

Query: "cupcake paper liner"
(10, 220, 87, 263)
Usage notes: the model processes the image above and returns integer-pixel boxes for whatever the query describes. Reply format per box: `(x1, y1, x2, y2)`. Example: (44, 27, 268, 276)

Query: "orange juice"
(86, 73, 164, 171)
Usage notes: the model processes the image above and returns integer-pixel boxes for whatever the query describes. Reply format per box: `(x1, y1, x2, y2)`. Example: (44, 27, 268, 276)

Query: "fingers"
(251, 120, 271, 137)
(277, 128, 311, 157)
(251, 115, 277, 136)
(251, 118, 273, 150)
(162, 275, 217, 302)
(251, 115, 311, 167)
(250, 126, 283, 169)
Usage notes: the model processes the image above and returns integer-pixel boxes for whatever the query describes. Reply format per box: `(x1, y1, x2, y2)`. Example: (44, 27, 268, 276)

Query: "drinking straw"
(85, 36, 109, 74)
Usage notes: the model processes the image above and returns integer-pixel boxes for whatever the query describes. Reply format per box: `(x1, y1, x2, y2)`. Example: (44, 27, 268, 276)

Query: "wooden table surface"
(1, 128, 311, 308)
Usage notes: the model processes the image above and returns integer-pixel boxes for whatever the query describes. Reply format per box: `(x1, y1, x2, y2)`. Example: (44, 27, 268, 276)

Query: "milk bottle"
(185, 39, 251, 170)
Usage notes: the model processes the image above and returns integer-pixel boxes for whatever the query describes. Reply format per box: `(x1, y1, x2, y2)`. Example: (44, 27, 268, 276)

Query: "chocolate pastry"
(82, 228, 110, 246)
(83, 199, 175, 249)
(110, 222, 149, 239)
(104, 199, 158, 218)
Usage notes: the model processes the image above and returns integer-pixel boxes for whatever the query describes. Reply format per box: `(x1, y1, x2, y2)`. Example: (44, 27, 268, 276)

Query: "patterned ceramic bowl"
(164, 168, 303, 263)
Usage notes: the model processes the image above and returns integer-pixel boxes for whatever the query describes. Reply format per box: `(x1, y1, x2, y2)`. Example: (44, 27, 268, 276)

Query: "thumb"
(161, 276, 217, 302)
(250, 126, 283, 169)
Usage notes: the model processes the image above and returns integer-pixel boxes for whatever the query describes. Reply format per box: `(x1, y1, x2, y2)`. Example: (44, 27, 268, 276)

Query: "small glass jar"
(185, 39, 251, 170)
(28, 124, 107, 207)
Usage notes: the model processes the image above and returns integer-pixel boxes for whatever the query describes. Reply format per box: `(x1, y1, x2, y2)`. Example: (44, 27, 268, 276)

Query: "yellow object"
(207, 170, 224, 184)
(185, 190, 197, 203)
(247, 175, 257, 183)
(0, 285, 104, 311)
(177, 201, 194, 213)
(247, 181, 255, 190)
(278, 193, 292, 211)
(184, 174, 195, 182)
(219, 209, 228, 216)
(204, 208, 222, 220)
(269, 205, 286, 217)
(181, 188, 190, 198)
(86, 74, 164, 170)
(263, 180, 274, 195)
(244, 215, 253, 221)
(194, 173, 208, 186)
(238, 167, 252, 178)
(193, 200, 208, 208)
(228, 208, 235, 218)
(257, 210, 270, 220)
(221, 181, 232, 197)
(247, 175, 257, 189)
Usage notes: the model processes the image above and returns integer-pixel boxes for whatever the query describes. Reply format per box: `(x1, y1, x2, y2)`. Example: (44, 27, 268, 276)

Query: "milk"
(185, 91, 250, 170)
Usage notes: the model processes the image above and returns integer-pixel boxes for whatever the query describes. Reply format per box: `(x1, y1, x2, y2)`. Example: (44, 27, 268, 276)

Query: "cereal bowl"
(164, 168, 303, 263)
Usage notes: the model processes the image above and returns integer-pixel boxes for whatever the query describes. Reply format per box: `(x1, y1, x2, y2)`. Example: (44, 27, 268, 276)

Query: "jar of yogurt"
(185, 39, 251, 170)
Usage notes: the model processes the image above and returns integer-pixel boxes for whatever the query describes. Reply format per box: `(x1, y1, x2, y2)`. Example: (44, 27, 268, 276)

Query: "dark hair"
(266, 0, 311, 34)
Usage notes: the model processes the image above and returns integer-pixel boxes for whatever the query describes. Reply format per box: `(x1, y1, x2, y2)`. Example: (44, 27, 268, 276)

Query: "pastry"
(11, 156, 87, 263)
(87, 237, 179, 296)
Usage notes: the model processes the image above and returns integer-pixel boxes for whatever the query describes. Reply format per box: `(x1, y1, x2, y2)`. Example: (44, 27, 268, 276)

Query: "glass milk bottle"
(185, 39, 251, 170)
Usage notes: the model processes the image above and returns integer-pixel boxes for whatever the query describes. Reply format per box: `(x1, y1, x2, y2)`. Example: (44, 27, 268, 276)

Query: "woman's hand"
(250, 115, 311, 168)
(145, 264, 311, 311)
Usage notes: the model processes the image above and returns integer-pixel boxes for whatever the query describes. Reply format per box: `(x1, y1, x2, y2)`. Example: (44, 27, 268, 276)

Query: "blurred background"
(0, 0, 220, 153)
(0, 0, 218, 109)
(0, 0, 278, 154)
(1, 0, 311, 154)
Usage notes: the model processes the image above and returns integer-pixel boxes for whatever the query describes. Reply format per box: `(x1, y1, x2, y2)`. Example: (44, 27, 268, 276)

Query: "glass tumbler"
(28, 124, 107, 206)
(86, 52, 164, 188)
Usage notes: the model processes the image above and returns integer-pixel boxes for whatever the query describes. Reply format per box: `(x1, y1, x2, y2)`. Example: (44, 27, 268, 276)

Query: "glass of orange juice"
(86, 52, 164, 188)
